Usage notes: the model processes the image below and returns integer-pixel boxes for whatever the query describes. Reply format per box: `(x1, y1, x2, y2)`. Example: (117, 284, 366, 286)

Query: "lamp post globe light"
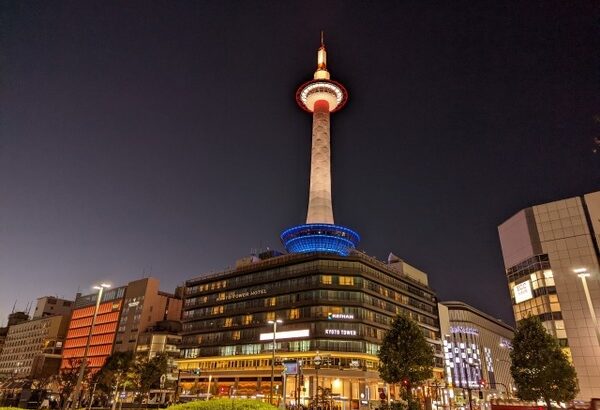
(574, 268, 600, 345)
(71, 283, 111, 409)
(268, 319, 283, 405)
(313, 353, 322, 408)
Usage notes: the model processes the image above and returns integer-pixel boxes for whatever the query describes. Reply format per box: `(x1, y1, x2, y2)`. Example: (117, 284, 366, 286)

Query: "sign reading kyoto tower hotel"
(281, 35, 360, 256)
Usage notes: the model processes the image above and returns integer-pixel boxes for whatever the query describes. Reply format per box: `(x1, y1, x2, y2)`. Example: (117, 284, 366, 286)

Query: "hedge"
(168, 399, 278, 410)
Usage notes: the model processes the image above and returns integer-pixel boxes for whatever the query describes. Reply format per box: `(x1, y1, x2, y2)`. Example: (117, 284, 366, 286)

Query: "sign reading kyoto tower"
(281, 34, 360, 256)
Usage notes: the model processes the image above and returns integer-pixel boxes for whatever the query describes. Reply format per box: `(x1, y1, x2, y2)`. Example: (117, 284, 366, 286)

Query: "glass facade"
(506, 254, 566, 344)
(181, 251, 442, 363)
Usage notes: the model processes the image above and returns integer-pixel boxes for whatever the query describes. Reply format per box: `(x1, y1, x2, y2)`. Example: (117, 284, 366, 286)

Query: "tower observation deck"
(281, 35, 360, 256)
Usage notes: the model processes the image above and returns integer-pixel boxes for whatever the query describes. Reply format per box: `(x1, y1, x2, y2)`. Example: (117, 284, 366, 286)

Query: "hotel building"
(498, 191, 600, 399)
(178, 251, 443, 407)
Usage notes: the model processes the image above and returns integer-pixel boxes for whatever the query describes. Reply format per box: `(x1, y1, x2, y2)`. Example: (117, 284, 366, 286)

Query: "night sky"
(1, 1, 598, 326)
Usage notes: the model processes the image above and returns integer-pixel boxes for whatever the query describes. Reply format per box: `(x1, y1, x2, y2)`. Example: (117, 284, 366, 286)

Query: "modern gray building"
(498, 191, 600, 399)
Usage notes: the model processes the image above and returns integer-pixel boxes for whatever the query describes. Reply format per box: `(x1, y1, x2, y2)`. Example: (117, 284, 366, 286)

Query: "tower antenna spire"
(320, 30, 324, 47)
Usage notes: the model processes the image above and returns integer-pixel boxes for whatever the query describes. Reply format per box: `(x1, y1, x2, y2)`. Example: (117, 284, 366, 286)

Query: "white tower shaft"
(306, 100, 334, 224)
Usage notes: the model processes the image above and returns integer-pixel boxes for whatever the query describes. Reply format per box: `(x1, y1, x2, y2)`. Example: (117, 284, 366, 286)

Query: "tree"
(130, 352, 169, 405)
(510, 316, 578, 409)
(378, 314, 434, 405)
(55, 358, 88, 409)
(95, 351, 135, 410)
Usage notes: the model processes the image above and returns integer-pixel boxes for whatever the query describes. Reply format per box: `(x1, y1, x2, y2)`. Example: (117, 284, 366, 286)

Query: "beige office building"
(0, 314, 70, 378)
(498, 191, 600, 399)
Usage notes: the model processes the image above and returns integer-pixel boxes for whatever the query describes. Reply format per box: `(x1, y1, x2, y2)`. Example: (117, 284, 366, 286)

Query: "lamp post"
(71, 283, 111, 409)
(314, 353, 322, 409)
(268, 319, 283, 405)
(574, 268, 600, 346)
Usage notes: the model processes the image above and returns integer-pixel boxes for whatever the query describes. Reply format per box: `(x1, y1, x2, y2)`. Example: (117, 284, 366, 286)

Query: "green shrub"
(168, 398, 278, 410)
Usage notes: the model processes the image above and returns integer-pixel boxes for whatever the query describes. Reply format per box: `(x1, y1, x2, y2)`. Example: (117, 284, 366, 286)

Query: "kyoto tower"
(281, 34, 360, 256)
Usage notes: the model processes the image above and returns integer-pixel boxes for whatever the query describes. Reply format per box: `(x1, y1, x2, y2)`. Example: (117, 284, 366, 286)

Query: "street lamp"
(574, 268, 600, 346)
(314, 353, 322, 409)
(268, 319, 283, 405)
(71, 283, 111, 409)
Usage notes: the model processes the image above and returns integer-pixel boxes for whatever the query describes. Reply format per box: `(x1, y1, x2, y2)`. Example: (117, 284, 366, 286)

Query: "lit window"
(232, 331, 240, 341)
(339, 276, 354, 286)
(289, 309, 300, 319)
(242, 315, 253, 325)
(321, 275, 332, 285)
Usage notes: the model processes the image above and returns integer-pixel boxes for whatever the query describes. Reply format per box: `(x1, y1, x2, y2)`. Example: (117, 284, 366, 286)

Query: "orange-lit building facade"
(60, 278, 182, 373)
(61, 286, 126, 371)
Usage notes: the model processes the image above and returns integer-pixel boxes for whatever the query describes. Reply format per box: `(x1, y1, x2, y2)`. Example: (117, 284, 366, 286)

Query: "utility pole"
(314, 353, 322, 408)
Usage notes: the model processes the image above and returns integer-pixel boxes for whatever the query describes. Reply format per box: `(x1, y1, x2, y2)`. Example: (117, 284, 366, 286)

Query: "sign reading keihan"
(328, 313, 354, 320)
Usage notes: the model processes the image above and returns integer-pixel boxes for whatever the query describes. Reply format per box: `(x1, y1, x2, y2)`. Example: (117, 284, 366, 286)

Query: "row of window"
(180, 356, 378, 372)
(186, 274, 435, 315)
(183, 305, 438, 335)
(1, 335, 48, 350)
(180, 322, 437, 348)
(184, 290, 437, 328)
(73, 287, 125, 309)
(181, 339, 382, 358)
(62, 343, 113, 359)
(186, 259, 435, 303)
(506, 254, 551, 283)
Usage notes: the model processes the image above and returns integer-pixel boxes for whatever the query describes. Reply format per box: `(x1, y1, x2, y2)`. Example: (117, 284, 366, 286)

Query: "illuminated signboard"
(327, 313, 354, 320)
(226, 288, 267, 301)
(259, 329, 310, 341)
(283, 360, 299, 375)
(450, 326, 479, 336)
(514, 280, 533, 303)
(325, 329, 357, 336)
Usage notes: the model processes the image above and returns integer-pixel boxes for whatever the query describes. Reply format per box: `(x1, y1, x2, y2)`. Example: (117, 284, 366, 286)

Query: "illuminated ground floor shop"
(176, 352, 444, 410)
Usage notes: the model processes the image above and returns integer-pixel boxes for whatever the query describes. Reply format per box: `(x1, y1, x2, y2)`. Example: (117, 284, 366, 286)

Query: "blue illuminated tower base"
(280, 223, 360, 256)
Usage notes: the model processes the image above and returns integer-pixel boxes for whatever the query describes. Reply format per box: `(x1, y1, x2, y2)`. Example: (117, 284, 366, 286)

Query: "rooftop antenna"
(320, 30, 324, 47)
(11, 300, 16, 314)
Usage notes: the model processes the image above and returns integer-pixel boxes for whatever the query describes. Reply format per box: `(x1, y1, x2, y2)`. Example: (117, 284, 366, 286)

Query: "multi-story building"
(0, 313, 70, 378)
(498, 191, 600, 399)
(32, 297, 73, 319)
(136, 320, 181, 360)
(61, 278, 182, 373)
(178, 251, 442, 407)
(438, 302, 514, 403)
(137, 320, 182, 403)
(0, 312, 30, 362)
(113, 278, 182, 353)
(61, 286, 126, 371)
